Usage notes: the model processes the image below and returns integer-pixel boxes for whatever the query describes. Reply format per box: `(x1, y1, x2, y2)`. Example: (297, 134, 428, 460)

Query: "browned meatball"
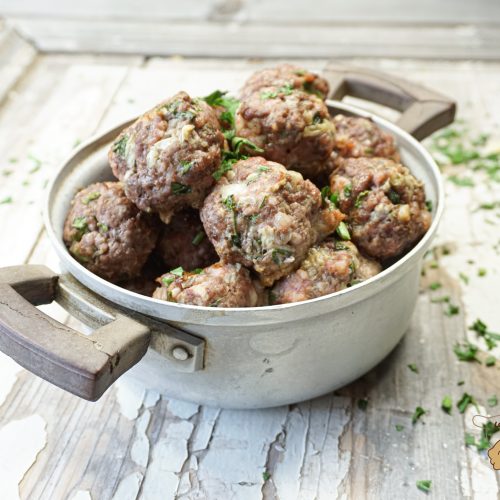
(109, 91, 225, 223)
(63, 182, 158, 283)
(240, 64, 330, 100)
(328, 115, 400, 171)
(200, 157, 344, 286)
(329, 157, 431, 260)
(155, 209, 218, 271)
(271, 240, 381, 304)
(235, 89, 335, 179)
(153, 262, 265, 307)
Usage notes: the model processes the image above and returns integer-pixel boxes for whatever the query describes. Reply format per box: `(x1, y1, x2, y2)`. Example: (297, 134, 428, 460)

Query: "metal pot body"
(42, 100, 443, 408)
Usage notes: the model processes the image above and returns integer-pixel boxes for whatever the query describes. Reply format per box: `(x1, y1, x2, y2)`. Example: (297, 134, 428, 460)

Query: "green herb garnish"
(262, 471, 271, 482)
(170, 267, 184, 277)
(429, 282, 442, 290)
(354, 190, 370, 208)
(82, 191, 101, 205)
(343, 184, 352, 198)
(272, 247, 293, 265)
(407, 363, 419, 374)
(412, 406, 426, 424)
(261, 83, 294, 99)
(162, 276, 174, 286)
(336, 222, 351, 241)
(387, 189, 400, 204)
(457, 392, 478, 414)
(97, 222, 108, 233)
(357, 398, 369, 411)
(395, 424, 404, 432)
(445, 303, 460, 316)
(0, 196, 13, 204)
(477, 268, 487, 277)
(469, 318, 500, 350)
(425, 199, 433, 212)
(453, 342, 480, 363)
(487, 394, 498, 407)
(441, 396, 452, 414)
(192, 231, 205, 246)
(171, 182, 192, 195)
(179, 161, 193, 174)
(448, 175, 475, 187)
(416, 480, 432, 493)
(72, 216, 87, 230)
(485, 356, 496, 367)
(113, 135, 128, 156)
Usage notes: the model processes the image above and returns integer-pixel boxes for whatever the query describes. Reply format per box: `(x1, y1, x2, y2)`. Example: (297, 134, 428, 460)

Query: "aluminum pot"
(0, 65, 454, 409)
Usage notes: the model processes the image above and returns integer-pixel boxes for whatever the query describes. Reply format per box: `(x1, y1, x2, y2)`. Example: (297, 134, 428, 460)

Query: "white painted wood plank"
(7, 17, 500, 60)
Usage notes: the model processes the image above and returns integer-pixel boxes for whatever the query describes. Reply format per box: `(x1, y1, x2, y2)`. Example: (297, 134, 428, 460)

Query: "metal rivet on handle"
(171, 345, 190, 361)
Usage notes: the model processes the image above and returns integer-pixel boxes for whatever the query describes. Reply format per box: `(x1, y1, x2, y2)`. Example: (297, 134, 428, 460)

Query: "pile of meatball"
(63, 64, 432, 308)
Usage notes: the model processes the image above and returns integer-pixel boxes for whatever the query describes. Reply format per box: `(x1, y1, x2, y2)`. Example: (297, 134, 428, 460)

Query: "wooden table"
(0, 29, 499, 500)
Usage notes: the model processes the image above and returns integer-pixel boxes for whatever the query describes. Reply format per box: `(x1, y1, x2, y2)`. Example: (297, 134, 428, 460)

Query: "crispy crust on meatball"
(109, 91, 224, 223)
(329, 157, 431, 260)
(155, 209, 218, 271)
(327, 115, 400, 171)
(153, 262, 265, 307)
(240, 64, 330, 100)
(235, 88, 335, 179)
(200, 157, 343, 286)
(271, 240, 381, 304)
(63, 182, 158, 283)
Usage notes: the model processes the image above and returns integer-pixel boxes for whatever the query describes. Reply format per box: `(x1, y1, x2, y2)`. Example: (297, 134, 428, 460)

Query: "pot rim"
(44, 100, 444, 325)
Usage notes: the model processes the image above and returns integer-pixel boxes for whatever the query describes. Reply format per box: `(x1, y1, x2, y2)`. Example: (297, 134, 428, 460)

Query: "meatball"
(329, 114, 400, 170)
(63, 182, 158, 283)
(235, 88, 335, 179)
(155, 209, 218, 271)
(329, 157, 431, 260)
(271, 240, 381, 304)
(153, 262, 265, 307)
(240, 64, 330, 100)
(109, 91, 225, 223)
(200, 157, 344, 286)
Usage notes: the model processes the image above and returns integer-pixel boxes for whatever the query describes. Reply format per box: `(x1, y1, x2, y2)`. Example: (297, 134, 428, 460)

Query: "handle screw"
(172, 345, 190, 361)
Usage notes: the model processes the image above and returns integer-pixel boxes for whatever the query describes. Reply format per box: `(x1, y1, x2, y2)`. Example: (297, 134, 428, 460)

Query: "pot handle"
(323, 62, 456, 140)
(0, 265, 151, 401)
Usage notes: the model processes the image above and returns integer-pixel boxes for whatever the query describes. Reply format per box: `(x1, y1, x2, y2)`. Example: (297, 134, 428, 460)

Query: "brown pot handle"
(0, 265, 151, 401)
(323, 62, 456, 140)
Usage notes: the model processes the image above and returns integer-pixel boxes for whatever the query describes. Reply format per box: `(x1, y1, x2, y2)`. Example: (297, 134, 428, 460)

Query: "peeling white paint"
(140, 420, 194, 499)
(167, 399, 199, 419)
(112, 471, 143, 500)
(191, 406, 221, 452)
(131, 410, 151, 468)
(0, 352, 22, 408)
(115, 378, 146, 420)
(0, 414, 46, 500)
(144, 390, 160, 409)
(69, 491, 92, 500)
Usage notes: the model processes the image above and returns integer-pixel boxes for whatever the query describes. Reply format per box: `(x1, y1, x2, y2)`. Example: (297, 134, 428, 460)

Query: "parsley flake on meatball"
(109, 91, 225, 223)
(63, 182, 158, 283)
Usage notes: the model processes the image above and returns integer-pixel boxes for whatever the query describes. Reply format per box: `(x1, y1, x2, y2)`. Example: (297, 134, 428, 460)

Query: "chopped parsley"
(387, 189, 400, 204)
(113, 135, 128, 157)
(416, 480, 432, 493)
(320, 186, 339, 207)
(444, 303, 460, 316)
(232, 136, 264, 155)
(223, 194, 240, 247)
(425, 199, 433, 212)
(72, 217, 87, 230)
(272, 247, 293, 265)
(407, 363, 419, 374)
(97, 222, 108, 233)
(170, 267, 184, 277)
(395, 424, 404, 432)
(261, 83, 294, 99)
(485, 355, 496, 367)
(303, 81, 324, 97)
(336, 221, 351, 241)
(354, 190, 370, 208)
(162, 276, 174, 286)
(192, 268, 204, 275)
(258, 165, 269, 172)
(459, 272, 469, 285)
(343, 184, 352, 198)
(179, 161, 193, 174)
(457, 392, 478, 414)
(202, 90, 240, 128)
(453, 342, 480, 363)
(1, 169, 12, 177)
(431, 295, 449, 303)
(441, 395, 452, 414)
(477, 268, 487, 276)
(487, 394, 498, 407)
(412, 406, 426, 424)
(0, 196, 13, 204)
(357, 398, 368, 411)
(466, 421, 498, 452)
(429, 282, 442, 290)
(171, 182, 192, 195)
(469, 318, 500, 350)
(82, 191, 101, 205)
(262, 471, 271, 482)
(448, 175, 475, 187)
(192, 231, 205, 246)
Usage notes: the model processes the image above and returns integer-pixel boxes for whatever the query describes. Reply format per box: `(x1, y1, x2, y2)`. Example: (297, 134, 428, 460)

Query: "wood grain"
(0, 46, 498, 499)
